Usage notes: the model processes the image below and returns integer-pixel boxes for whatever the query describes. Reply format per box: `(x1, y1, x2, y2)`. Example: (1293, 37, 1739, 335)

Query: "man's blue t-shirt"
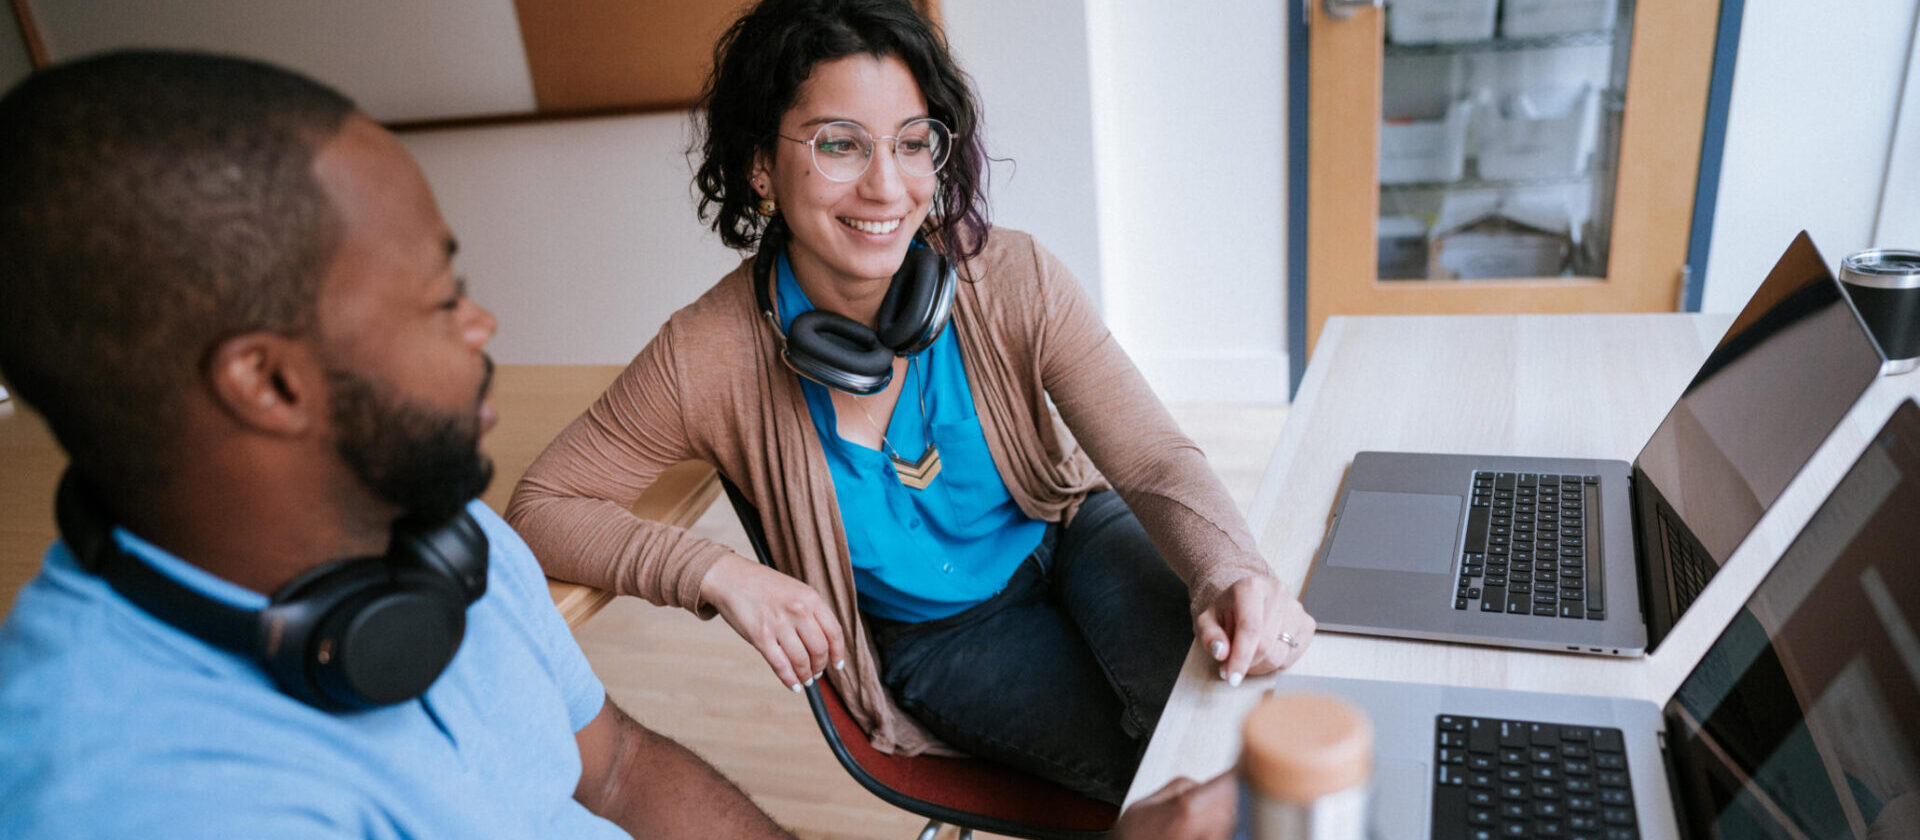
(0, 500, 630, 839)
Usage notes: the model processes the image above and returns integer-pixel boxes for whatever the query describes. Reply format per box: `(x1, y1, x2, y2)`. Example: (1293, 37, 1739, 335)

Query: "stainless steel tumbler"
(1839, 249, 1920, 375)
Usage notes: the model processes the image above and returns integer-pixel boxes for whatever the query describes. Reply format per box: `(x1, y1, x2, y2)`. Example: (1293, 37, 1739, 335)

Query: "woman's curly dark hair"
(692, 0, 990, 261)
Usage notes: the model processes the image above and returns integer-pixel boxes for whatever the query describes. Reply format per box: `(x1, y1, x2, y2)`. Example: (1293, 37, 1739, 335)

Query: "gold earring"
(756, 197, 778, 217)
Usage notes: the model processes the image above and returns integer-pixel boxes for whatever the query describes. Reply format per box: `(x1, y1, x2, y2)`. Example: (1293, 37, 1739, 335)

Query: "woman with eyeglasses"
(507, 0, 1314, 809)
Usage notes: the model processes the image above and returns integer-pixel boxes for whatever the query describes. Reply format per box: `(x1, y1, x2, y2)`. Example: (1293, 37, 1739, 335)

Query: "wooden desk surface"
(0, 365, 709, 626)
(1127, 313, 1920, 805)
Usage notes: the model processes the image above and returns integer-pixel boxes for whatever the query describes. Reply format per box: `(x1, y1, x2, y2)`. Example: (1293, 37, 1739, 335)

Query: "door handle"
(1323, 0, 1382, 21)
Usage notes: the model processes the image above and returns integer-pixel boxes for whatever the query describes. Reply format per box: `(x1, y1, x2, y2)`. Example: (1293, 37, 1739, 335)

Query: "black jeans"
(865, 490, 1194, 805)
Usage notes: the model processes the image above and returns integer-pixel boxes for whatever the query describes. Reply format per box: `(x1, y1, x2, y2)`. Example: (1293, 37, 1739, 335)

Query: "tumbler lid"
(1840, 249, 1920, 290)
(1241, 692, 1374, 803)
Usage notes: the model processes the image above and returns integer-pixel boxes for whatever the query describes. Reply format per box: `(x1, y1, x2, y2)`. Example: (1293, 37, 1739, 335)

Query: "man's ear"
(206, 334, 320, 436)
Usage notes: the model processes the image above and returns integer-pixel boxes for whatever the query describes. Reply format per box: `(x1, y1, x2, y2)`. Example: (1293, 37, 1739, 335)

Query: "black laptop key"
(1499, 721, 1529, 749)
(1497, 472, 1516, 490)
(1592, 728, 1624, 753)
(1469, 719, 1498, 752)
(1466, 505, 1491, 550)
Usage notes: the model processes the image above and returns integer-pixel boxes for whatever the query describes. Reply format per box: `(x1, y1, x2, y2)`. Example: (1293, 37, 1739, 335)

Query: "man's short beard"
(326, 361, 493, 524)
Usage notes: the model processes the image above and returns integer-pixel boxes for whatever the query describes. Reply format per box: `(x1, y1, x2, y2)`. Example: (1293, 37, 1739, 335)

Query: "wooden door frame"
(1286, 0, 1748, 396)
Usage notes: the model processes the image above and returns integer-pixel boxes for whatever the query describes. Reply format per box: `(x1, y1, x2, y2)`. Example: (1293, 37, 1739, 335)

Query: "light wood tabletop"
(0, 365, 712, 627)
(1126, 313, 1920, 806)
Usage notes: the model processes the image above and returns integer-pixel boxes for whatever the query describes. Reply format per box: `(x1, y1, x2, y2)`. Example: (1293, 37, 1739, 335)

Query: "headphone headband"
(56, 472, 262, 656)
(752, 225, 956, 396)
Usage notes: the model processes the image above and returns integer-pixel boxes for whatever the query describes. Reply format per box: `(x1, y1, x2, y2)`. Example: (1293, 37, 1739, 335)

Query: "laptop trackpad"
(1370, 759, 1429, 839)
(1326, 491, 1462, 574)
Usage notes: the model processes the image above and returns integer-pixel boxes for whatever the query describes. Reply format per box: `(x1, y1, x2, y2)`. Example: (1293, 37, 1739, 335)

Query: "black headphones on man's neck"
(54, 470, 489, 711)
(753, 223, 956, 396)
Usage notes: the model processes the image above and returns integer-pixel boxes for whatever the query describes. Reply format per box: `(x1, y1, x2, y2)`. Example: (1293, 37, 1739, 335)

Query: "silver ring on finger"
(1279, 631, 1300, 650)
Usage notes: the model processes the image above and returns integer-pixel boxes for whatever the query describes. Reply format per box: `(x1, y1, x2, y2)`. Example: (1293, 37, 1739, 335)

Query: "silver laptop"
(1285, 398, 1920, 840)
(1305, 233, 1885, 657)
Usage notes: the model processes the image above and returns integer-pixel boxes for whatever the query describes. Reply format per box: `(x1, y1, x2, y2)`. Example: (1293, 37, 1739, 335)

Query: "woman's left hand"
(1193, 574, 1316, 686)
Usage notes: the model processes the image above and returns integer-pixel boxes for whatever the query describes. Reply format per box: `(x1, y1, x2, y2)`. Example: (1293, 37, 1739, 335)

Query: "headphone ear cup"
(390, 510, 489, 604)
(262, 561, 466, 710)
(785, 309, 895, 395)
(875, 248, 955, 355)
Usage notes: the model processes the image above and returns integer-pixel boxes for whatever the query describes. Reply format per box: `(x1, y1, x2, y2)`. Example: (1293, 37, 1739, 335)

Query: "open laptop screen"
(1664, 399, 1920, 839)
(1630, 233, 1884, 626)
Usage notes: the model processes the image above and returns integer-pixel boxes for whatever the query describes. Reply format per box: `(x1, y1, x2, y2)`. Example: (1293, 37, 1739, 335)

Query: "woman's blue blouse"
(775, 251, 1047, 622)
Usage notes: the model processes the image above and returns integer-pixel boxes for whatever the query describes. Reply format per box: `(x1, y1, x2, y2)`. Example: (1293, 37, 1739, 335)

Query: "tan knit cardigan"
(506, 229, 1269, 755)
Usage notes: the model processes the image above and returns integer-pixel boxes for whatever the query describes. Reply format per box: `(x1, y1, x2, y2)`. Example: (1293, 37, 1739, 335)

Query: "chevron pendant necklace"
(855, 358, 942, 490)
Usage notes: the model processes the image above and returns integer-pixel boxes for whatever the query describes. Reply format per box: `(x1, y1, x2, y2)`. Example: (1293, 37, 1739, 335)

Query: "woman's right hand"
(699, 552, 848, 693)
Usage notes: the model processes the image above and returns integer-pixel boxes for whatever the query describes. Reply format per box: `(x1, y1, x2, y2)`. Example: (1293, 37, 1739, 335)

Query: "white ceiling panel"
(28, 0, 537, 122)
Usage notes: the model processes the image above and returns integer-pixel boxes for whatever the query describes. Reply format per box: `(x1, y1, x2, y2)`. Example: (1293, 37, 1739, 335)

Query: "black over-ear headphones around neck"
(753, 224, 957, 396)
(54, 470, 490, 711)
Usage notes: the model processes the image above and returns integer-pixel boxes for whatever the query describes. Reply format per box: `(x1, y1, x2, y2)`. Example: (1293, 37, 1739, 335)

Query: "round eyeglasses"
(778, 118, 952, 183)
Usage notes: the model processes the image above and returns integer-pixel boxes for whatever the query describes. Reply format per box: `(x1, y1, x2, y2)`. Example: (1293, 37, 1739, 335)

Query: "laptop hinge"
(1626, 470, 1674, 650)
(1656, 720, 1698, 840)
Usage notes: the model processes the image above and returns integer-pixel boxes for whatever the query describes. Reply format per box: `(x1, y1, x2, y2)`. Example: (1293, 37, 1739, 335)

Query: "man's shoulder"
(0, 564, 360, 838)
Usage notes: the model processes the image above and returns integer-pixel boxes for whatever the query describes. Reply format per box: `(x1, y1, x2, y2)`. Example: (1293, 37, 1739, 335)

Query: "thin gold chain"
(852, 357, 930, 461)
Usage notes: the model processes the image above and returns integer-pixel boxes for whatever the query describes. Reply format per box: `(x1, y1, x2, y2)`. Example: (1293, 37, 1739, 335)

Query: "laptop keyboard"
(1433, 715, 1642, 840)
(1457, 472, 1605, 621)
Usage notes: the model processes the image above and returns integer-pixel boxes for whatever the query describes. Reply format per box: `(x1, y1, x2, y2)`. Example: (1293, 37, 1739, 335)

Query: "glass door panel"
(1377, 0, 1636, 282)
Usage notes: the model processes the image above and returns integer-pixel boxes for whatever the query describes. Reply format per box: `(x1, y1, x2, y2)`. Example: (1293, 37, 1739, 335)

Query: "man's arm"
(574, 698, 794, 839)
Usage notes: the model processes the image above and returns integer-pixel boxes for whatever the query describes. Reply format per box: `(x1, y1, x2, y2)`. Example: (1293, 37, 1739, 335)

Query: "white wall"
(398, 116, 739, 364)
(1873, 9, 1920, 246)
(1699, 0, 1920, 313)
(942, 0, 1104, 310)
(1088, 1, 1290, 404)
